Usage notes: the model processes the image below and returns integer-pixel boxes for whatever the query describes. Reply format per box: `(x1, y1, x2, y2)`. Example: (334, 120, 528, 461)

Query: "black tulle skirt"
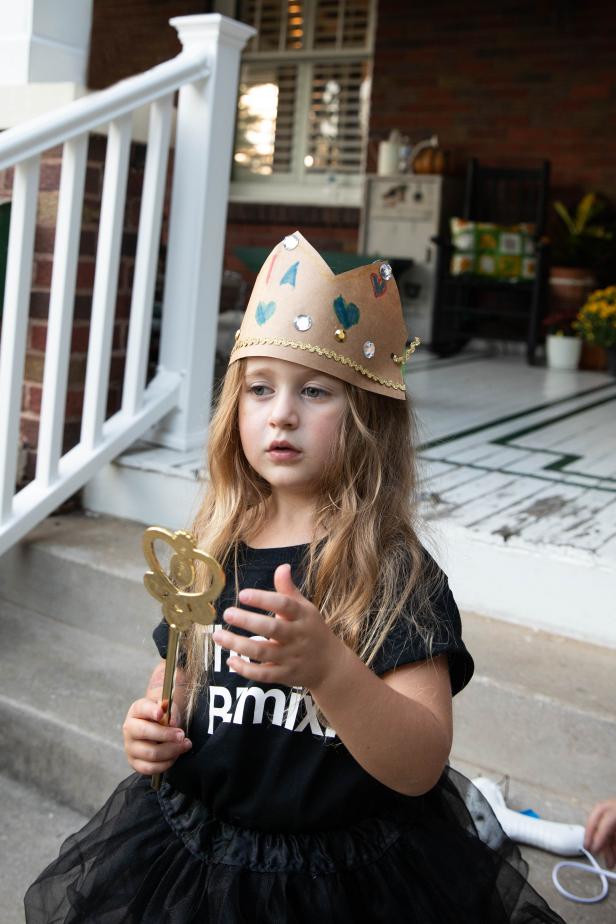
(24, 767, 564, 923)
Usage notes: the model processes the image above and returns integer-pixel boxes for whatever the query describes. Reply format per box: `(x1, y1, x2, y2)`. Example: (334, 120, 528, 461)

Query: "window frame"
(215, 0, 377, 207)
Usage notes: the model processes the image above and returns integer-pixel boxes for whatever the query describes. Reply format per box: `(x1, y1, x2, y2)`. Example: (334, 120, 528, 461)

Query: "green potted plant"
(549, 193, 614, 308)
(542, 310, 582, 371)
(573, 285, 616, 375)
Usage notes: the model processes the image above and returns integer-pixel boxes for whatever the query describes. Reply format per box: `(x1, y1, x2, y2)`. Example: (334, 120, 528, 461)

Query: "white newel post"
(0, 0, 93, 127)
(150, 15, 255, 452)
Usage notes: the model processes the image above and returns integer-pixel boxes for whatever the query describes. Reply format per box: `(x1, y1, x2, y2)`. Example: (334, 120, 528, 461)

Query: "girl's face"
(238, 358, 347, 496)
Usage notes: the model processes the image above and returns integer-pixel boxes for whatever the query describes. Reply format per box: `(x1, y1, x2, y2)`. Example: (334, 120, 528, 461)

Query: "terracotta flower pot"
(548, 267, 596, 314)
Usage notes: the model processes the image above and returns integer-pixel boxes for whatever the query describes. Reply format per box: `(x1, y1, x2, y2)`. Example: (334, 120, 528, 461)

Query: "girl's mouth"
(267, 447, 301, 461)
(267, 441, 301, 461)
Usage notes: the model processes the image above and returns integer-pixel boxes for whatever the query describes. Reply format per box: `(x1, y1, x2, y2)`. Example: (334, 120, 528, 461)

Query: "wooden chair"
(431, 159, 550, 363)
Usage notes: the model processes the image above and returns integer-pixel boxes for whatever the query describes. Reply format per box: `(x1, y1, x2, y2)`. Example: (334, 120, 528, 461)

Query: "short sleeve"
(153, 620, 168, 658)
(152, 620, 188, 667)
(371, 561, 474, 696)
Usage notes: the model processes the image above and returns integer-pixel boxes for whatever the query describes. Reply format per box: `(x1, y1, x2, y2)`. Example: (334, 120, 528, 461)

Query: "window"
(227, 0, 376, 205)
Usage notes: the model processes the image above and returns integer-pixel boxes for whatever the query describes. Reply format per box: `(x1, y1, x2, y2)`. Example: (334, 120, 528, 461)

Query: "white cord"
(552, 848, 616, 904)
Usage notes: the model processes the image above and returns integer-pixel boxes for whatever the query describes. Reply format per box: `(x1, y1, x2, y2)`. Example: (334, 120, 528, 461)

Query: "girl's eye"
(303, 385, 327, 398)
(248, 384, 272, 396)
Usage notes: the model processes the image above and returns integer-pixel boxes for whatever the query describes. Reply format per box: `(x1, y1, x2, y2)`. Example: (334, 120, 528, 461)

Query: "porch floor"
(95, 348, 616, 647)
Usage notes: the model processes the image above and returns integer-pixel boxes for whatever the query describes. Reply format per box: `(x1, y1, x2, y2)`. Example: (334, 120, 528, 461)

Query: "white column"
(150, 15, 255, 451)
(0, 0, 93, 84)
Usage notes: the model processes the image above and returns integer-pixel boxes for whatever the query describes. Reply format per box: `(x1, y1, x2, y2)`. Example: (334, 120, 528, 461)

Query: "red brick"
(0, 167, 14, 193)
(29, 322, 48, 352)
(33, 258, 53, 288)
(67, 356, 87, 386)
(79, 228, 98, 256)
(109, 354, 126, 383)
(24, 353, 45, 383)
(115, 293, 132, 318)
(24, 384, 43, 415)
(39, 161, 62, 191)
(65, 388, 84, 417)
(71, 323, 91, 353)
(76, 258, 96, 291)
(74, 294, 93, 320)
(34, 226, 56, 255)
(29, 292, 50, 319)
(113, 321, 128, 351)
(62, 421, 81, 447)
(87, 135, 108, 161)
(85, 164, 103, 196)
(19, 416, 40, 448)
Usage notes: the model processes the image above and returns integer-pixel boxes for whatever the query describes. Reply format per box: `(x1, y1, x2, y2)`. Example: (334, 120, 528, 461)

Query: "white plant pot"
(546, 334, 582, 371)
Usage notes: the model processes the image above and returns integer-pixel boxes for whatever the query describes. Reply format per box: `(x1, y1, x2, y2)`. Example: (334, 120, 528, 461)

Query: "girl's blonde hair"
(183, 358, 441, 721)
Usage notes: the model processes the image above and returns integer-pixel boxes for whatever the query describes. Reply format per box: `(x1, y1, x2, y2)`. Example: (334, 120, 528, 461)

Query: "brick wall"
(1, 137, 150, 486)
(88, 0, 214, 89)
(225, 204, 360, 291)
(369, 0, 616, 200)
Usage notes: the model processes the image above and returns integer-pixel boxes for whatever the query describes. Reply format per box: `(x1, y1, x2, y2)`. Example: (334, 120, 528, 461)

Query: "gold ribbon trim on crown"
(231, 336, 407, 391)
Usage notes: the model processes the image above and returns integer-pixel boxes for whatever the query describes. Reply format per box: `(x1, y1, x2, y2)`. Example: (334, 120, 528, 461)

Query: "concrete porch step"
(0, 510, 614, 818)
(0, 598, 150, 814)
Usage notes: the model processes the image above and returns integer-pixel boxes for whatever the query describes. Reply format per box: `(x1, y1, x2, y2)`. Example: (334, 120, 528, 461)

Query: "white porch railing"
(0, 14, 255, 557)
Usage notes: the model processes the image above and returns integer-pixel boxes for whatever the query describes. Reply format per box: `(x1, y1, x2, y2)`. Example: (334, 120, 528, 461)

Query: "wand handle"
(151, 624, 181, 791)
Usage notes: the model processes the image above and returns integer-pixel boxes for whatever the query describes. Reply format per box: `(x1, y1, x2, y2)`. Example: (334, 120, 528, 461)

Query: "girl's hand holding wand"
(123, 661, 192, 776)
(213, 564, 454, 798)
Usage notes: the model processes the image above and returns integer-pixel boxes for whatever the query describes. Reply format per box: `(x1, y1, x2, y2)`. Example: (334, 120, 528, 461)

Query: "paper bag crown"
(229, 232, 418, 400)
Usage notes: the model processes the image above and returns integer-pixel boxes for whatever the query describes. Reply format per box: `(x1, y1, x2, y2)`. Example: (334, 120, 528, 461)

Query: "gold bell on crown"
(230, 231, 419, 400)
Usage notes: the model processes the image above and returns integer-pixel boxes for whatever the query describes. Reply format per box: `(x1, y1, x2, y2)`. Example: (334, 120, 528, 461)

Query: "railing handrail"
(0, 50, 209, 170)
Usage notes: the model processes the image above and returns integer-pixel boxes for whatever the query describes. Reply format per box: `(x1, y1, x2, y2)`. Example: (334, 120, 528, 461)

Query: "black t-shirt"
(153, 542, 474, 833)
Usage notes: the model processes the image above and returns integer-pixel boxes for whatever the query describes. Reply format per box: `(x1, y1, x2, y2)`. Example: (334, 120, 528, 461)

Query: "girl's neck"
(244, 492, 320, 549)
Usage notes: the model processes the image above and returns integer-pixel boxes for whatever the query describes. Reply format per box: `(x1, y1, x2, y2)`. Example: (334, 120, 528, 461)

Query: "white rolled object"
(377, 140, 400, 176)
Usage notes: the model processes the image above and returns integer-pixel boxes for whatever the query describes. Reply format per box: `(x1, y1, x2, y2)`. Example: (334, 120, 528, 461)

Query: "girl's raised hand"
(213, 563, 344, 691)
(123, 684, 192, 776)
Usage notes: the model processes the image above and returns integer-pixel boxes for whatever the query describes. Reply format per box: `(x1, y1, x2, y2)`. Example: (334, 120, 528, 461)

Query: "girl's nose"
(269, 391, 298, 429)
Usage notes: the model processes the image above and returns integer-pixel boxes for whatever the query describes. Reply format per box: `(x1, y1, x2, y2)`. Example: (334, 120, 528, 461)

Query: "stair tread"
(17, 510, 147, 581)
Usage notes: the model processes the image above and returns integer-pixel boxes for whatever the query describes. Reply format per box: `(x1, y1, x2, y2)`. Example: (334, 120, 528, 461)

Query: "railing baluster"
(81, 115, 132, 451)
(122, 95, 173, 416)
(36, 135, 88, 488)
(0, 157, 40, 522)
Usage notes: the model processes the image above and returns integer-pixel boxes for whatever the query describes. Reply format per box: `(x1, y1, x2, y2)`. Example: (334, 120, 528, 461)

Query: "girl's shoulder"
(372, 544, 475, 695)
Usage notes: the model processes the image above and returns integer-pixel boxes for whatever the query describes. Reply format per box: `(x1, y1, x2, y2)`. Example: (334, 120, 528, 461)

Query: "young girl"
(25, 232, 564, 923)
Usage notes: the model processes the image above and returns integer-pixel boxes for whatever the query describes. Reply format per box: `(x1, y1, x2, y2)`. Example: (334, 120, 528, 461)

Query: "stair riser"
(453, 680, 614, 806)
(0, 544, 158, 649)
(0, 698, 128, 816)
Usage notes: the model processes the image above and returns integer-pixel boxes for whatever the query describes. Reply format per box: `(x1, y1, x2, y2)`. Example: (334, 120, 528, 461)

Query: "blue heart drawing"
(333, 295, 360, 329)
(256, 301, 276, 325)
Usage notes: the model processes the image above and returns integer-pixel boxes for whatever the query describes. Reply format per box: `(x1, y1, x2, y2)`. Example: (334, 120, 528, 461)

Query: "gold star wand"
(142, 527, 225, 790)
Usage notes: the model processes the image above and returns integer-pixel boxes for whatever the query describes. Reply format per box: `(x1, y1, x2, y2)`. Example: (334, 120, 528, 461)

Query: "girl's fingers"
(129, 718, 187, 744)
(213, 628, 281, 664)
(227, 655, 281, 685)
(128, 738, 192, 765)
(237, 587, 300, 620)
(223, 607, 288, 640)
(127, 698, 164, 723)
(130, 756, 180, 775)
